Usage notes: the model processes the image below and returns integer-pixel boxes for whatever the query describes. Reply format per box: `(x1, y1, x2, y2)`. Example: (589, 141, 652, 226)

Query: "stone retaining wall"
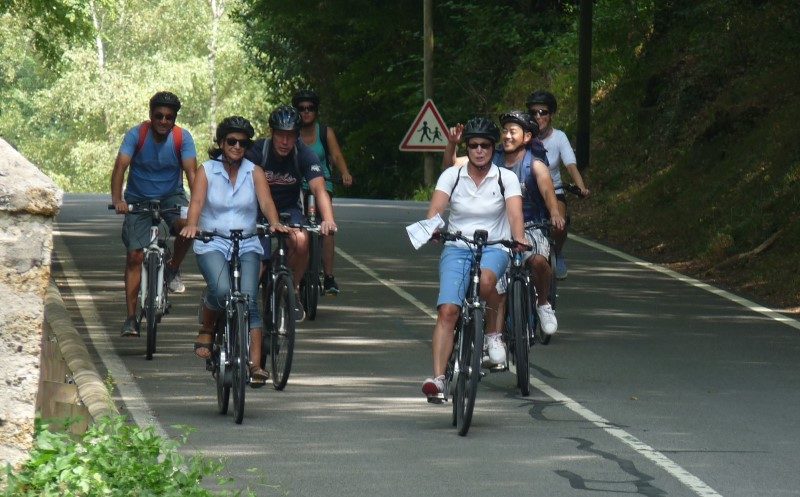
(0, 138, 63, 468)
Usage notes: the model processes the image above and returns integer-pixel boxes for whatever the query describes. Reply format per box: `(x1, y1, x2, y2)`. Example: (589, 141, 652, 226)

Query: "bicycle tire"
(448, 318, 460, 427)
(456, 307, 484, 436)
(511, 279, 530, 396)
(304, 232, 321, 320)
(231, 301, 248, 424)
(215, 321, 230, 414)
(271, 274, 296, 390)
(144, 251, 160, 360)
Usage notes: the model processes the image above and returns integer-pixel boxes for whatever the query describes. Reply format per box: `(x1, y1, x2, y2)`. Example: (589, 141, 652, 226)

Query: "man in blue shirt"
(111, 91, 197, 336)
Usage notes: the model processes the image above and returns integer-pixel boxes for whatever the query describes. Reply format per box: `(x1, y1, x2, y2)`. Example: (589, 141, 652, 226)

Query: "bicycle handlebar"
(107, 203, 182, 214)
(431, 231, 531, 251)
(195, 224, 270, 243)
(563, 183, 588, 198)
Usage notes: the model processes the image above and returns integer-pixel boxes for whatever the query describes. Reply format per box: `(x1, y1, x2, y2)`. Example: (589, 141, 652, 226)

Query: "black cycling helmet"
(149, 91, 182, 113)
(525, 90, 557, 114)
(215, 116, 255, 143)
(462, 117, 500, 144)
(499, 110, 538, 134)
(291, 89, 320, 108)
(268, 105, 301, 131)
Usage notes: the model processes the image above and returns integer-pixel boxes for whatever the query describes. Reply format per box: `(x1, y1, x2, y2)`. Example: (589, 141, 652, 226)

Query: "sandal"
(194, 330, 214, 359)
(249, 365, 270, 388)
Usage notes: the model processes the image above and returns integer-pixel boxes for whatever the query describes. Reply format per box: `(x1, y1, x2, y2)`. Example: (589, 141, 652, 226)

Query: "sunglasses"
(467, 142, 493, 150)
(225, 137, 251, 148)
(152, 112, 176, 122)
(530, 109, 550, 117)
(297, 105, 317, 112)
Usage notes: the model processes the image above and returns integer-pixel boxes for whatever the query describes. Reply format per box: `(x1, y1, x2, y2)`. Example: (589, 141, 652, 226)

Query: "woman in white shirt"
(421, 117, 526, 401)
(181, 116, 285, 387)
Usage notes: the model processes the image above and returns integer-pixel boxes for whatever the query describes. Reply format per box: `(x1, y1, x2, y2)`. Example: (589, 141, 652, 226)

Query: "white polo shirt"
(435, 164, 521, 249)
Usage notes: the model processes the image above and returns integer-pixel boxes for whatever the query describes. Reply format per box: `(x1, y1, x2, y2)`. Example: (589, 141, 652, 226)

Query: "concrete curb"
(43, 280, 118, 420)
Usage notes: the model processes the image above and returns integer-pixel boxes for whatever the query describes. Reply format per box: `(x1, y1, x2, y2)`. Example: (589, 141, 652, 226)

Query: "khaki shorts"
(121, 193, 188, 251)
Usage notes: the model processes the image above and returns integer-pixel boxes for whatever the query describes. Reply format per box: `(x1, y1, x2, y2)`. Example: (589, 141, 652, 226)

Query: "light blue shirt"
(118, 124, 197, 201)
(193, 157, 263, 259)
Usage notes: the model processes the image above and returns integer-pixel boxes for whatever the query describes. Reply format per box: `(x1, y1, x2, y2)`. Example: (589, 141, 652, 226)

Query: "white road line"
(335, 244, 723, 497)
(53, 234, 168, 438)
(570, 234, 800, 331)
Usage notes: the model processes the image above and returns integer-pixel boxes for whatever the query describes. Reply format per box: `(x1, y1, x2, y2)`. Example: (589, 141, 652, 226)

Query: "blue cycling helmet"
(268, 105, 301, 131)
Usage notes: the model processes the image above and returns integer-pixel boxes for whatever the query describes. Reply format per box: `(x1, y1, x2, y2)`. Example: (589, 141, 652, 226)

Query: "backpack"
(134, 121, 183, 161)
(449, 165, 506, 198)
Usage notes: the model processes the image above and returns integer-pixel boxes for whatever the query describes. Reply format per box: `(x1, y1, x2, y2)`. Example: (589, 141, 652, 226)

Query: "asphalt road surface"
(53, 194, 800, 497)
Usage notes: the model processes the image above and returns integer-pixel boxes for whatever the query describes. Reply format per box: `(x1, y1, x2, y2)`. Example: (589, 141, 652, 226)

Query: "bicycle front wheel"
(303, 232, 321, 320)
(456, 307, 484, 436)
(271, 274, 296, 390)
(231, 301, 248, 424)
(511, 279, 531, 396)
(214, 320, 230, 414)
(144, 251, 160, 360)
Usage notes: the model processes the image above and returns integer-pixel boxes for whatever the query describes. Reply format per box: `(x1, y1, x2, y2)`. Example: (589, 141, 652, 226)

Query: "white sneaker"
(536, 303, 558, 335)
(485, 333, 506, 365)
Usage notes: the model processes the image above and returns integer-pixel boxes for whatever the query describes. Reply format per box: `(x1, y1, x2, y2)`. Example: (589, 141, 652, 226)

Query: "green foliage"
(0, 0, 114, 68)
(0, 0, 277, 192)
(564, 0, 800, 306)
(2, 416, 252, 497)
(237, 0, 570, 199)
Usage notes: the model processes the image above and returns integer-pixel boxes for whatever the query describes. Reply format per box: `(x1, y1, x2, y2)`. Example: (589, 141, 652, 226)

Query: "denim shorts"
(437, 245, 509, 307)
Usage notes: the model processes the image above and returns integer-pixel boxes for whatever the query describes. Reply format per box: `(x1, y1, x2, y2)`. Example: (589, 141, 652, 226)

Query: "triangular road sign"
(399, 99, 449, 152)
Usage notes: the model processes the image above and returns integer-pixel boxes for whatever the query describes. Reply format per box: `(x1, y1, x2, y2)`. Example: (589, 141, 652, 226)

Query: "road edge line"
(570, 234, 800, 331)
(335, 245, 723, 497)
(53, 233, 169, 438)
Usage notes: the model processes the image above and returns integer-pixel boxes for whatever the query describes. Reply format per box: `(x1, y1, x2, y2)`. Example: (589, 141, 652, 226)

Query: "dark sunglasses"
(152, 112, 176, 122)
(467, 142, 493, 150)
(225, 137, 251, 148)
(530, 109, 550, 117)
(297, 105, 317, 112)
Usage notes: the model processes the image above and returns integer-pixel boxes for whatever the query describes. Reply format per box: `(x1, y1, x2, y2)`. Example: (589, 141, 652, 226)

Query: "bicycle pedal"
(205, 359, 214, 372)
(488, 365, 508, 373)
(427, 394, 446, 404)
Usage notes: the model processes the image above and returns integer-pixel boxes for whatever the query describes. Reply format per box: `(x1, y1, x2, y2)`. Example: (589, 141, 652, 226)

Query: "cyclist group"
(422, 92, 590, 401)
(111, 91, 350, 384)
(110, 89, 588, 398)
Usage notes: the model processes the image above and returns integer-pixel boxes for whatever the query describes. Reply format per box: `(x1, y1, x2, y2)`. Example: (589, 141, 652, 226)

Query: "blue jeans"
(196, 250, 262, 329)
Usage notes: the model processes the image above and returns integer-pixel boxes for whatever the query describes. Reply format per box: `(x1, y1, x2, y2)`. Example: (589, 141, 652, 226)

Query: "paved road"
(53, 194, 800, 497)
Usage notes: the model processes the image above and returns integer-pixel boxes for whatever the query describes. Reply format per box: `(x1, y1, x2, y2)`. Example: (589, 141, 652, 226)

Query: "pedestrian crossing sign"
(399, 99, 449, 152)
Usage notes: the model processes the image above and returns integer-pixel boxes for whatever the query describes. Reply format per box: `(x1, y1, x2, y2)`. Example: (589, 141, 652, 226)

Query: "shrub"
(2, 416, 251, 497)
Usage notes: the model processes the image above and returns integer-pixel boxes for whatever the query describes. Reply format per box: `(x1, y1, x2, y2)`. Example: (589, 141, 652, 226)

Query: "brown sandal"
(194, 330, 214, 359)
(249, 365, 270, 388)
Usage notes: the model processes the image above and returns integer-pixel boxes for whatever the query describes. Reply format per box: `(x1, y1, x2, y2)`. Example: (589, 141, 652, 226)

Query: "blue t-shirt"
(118, 124, 197, 201)
(245, 139, 324, 211)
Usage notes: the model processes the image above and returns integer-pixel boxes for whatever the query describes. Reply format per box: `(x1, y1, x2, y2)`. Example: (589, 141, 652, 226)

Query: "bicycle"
(503, 247, 535, 396)
(196, 226, 266, 424)
(536, 184, 586, 345)
(260, 214, 320, 390)
(429, 230, 519, 436)
(109, 200, 180, 360)
(299, 193, 323, 320)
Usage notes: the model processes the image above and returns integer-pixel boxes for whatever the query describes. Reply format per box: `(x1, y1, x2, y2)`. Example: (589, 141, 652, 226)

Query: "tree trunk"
(89, 0, 113, 144)
(208, 0, 225, 141)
